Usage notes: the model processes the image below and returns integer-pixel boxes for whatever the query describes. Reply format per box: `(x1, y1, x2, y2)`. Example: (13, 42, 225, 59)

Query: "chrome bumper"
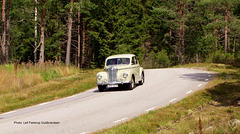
(96, 81, 131, 85)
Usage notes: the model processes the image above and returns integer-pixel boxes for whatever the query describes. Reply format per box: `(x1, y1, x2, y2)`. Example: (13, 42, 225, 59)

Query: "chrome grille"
(108, 66, 118, 82)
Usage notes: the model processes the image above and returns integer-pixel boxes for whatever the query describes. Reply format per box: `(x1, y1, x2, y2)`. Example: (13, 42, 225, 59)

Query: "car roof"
(106, 54, 135, 59)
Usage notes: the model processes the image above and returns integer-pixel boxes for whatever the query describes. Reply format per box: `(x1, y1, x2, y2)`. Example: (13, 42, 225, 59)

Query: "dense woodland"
(0, 0, 240, 68)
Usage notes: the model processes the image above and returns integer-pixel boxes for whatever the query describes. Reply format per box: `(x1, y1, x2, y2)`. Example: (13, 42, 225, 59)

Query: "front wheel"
(139, 72, 144, 85)
(98, 85, 106, 92)
(128, 76, 135, 90)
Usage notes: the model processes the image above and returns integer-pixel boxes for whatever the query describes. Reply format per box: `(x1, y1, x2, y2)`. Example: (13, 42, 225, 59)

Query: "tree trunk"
(77, 1, 81, 68)
(39, 0, 46, 64)
(233, 37, 236, 53)
(214, 19, 219, 50)
(88, 46, 90, 69)
(34, 0, 38, 63)
(196, 53, 199, 63)
(224, 3, 228, 53)
(75, 50, 77, 67)
(1, 0, 6, 64)
(6, 0, 10, 63)
(182, 20, 185, 64)
(169, 29, 172, 39)
(228, 37, 230, 51)
(81, 19, 86, 68)
(66, 0, 74, 66)
(178, 0, 183, 64)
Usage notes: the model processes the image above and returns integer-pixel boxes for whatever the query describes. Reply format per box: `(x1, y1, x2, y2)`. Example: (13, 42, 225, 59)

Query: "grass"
(97, 63, 240, 134)
(0, 62, 101, 113)
(1, 63, 240, 133)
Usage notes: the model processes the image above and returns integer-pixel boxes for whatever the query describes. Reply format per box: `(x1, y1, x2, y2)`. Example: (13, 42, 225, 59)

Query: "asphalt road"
(0, 68, 215, 134)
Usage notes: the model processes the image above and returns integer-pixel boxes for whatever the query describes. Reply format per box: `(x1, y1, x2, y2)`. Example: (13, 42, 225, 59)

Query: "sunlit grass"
(0, 63, 80, 93)
(0, 62, 100, 113)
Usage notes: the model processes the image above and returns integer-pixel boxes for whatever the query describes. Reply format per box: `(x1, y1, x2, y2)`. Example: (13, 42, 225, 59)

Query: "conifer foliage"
(0, 0, 240, 68)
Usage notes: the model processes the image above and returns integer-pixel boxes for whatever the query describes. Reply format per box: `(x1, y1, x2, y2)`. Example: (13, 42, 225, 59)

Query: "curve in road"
(0, 68, 215, 134)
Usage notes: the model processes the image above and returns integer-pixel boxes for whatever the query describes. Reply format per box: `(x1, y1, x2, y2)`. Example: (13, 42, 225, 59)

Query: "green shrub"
(208, 51, 235, 64)
(155, 50, 170, 68)
(41, 70, 62, 81)
(212, 51, 226, 63)
(225, 53, 234, 64)
(143, 49, 170, 68)
(90, 61, 97, 69)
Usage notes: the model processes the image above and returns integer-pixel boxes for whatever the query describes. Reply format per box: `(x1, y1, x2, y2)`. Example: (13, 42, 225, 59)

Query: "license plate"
(108, 85, 118, 88)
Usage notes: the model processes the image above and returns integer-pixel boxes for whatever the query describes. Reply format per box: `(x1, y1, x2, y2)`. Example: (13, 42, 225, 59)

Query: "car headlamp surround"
(97, 74, 102, 80)
(123, 73, 128, 78)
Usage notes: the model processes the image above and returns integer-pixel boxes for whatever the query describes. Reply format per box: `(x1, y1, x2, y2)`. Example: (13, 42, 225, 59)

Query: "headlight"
(123, 73, 128, 78)
(97, 74, 102, 80)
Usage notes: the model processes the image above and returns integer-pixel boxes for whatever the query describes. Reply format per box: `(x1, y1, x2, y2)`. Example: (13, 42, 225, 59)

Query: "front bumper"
(96, 81, 131, 85)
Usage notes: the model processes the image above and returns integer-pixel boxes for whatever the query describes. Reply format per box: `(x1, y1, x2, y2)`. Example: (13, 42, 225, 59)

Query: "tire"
(128, 76, 135, 90)
(139, 72, 144, 85)
(98, 85, 106, 92)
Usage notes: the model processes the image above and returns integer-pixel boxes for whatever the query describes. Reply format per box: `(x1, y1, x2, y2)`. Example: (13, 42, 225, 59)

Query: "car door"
(131, 56, 140, 81)
(135, 57, 141, 81)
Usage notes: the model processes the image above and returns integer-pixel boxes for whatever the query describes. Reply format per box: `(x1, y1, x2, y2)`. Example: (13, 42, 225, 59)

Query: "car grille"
(108, 66, 118, 82)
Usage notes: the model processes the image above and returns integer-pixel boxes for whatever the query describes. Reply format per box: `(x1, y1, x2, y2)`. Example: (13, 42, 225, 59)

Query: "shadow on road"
(179, 73, 217, 82)
(94, 85, 142, 93)
(104, 87, 131, 92)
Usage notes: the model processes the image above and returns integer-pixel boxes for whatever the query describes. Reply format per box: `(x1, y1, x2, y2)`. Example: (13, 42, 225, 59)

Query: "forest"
(0, 0, 240, 68)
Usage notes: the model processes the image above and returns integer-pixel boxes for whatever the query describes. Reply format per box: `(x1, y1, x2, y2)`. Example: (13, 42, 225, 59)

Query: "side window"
(136, 57, 139, 64)
(132, 57, 136, 65)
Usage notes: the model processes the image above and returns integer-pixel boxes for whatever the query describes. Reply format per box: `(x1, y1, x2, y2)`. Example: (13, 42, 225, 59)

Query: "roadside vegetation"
(0, 62, 100, 114)
(97, 63, 240, 134)
(1, 61, 240, 133)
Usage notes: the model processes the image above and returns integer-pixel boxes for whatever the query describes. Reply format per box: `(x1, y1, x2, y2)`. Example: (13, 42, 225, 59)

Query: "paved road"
(0, 68, 215, 134)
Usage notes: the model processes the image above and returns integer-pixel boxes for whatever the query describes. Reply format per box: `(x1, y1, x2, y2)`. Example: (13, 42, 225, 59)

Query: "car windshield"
(106, 58, 130, 66)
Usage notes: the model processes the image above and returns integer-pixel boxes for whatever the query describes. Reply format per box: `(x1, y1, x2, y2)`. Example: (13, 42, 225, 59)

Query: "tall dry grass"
(0, 62, 100, 113)
(0, 61, 82, 92)
(0, 69, 42, 92)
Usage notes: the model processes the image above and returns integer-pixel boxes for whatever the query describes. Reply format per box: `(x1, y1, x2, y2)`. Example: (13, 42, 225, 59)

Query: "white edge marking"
(1, 110, 16, 115)
(113, 118, 128, 124)
(169, 98, 178, 103)
(205, 79, 209, 81)
(38, 102, 49, 106)
(186, 90, 193, 94)
(113, 119, 122, 124)
(198, 84, 203, 87)
(67, 95, 77, 99)
(80, 132, 89, 134)
(145, 107, 156, 112)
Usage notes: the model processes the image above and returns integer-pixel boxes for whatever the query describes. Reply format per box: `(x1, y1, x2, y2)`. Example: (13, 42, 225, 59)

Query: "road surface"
(0, 68, 215, 134)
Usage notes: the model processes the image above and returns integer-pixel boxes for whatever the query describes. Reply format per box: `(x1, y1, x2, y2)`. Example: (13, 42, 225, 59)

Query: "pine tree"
(66, 0, 74, 66)
(1, 0, 6, 64)
(34, 0, 38, 63)
(39, 0, 46, 64)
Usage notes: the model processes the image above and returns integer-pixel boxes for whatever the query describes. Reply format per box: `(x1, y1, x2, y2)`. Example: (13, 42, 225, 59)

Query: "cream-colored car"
(96, 54, 144, 92)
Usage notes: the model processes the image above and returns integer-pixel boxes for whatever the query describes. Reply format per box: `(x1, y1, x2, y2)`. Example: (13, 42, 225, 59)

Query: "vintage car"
(96, 54, 144, 92)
